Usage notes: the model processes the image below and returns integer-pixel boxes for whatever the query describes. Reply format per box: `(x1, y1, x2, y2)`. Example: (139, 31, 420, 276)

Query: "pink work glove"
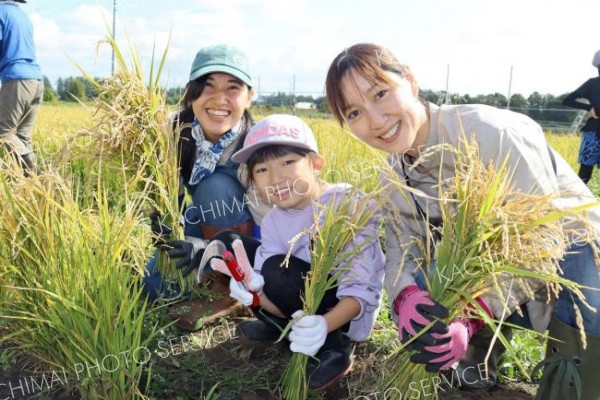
(394, 285, 449, 347)
(410, 298, 493, 372)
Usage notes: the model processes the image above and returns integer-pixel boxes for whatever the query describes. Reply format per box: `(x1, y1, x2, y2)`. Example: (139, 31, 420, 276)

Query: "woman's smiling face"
(340, 68, 428, 156)
(191, 72, 253, 142)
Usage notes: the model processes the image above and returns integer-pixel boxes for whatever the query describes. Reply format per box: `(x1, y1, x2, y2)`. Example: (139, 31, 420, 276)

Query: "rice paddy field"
(0, 101, 596, 400)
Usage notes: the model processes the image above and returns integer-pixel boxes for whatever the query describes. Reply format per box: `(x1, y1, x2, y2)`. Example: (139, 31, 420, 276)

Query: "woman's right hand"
(394, 285, 449, 347)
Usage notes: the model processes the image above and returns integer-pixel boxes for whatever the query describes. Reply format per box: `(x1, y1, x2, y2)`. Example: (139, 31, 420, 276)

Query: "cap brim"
(232, 141, 314, 164)
(189, 65, 252, 87)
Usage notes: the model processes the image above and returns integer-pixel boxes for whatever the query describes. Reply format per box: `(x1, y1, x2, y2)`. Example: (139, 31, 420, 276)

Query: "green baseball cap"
(189, 44, 252, 86)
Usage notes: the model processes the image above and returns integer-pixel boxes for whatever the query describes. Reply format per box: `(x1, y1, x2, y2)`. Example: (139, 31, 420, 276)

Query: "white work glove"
(228, 279, 254, 306)
(246, 272, 265, 293)
(227, 272, 265, 306)
(212, 256, 264, 307)
(289, 310, 328, 357)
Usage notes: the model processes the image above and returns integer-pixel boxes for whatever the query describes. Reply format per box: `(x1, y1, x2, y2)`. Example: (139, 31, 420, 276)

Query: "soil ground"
(0, 320, 539, 400)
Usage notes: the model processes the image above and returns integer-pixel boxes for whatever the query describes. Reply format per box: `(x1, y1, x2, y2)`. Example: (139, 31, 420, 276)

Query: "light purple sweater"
(254, 183, 385, 341)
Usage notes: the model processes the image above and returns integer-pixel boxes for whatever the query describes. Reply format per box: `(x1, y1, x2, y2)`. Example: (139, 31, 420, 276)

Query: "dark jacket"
(562, 76, 600, 134)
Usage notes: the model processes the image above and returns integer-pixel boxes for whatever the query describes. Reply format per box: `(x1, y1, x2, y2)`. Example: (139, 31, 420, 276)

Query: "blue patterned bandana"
(188, 118, 241, 185)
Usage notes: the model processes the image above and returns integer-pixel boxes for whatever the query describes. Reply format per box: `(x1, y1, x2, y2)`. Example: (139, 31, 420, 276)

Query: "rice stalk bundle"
(278, 188, 382, 400)
(74, 35, 191, 293)
(382, 138, 597, 398)
(0, 161, 165, 399)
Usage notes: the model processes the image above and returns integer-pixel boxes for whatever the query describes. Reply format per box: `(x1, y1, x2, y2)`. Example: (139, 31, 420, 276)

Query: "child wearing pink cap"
(210, 114, 385, 391)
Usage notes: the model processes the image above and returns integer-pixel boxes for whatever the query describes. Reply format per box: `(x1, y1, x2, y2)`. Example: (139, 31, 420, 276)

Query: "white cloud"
(30, 5, 111, 84)
(27, 0, 600, 97)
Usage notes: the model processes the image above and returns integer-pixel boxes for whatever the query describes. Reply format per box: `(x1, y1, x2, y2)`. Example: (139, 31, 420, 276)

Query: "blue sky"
(23, 0, 600, 97)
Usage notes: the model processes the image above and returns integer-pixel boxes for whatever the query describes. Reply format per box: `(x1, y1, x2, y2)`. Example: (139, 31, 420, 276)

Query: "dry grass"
(0, 157, 163, 399)
(380, 137, 598, 398)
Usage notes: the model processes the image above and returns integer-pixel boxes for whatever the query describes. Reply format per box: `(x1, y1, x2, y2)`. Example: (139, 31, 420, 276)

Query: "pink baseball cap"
(232, 114, 319, 163)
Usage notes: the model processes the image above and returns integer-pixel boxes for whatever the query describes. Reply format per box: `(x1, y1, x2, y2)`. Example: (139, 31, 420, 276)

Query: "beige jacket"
(383, 103, 600, 331)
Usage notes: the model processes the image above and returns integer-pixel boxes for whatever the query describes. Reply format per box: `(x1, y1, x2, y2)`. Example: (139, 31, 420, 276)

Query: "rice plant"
(381, 137, 598, 398)
(277, 188, 383, 400)
(309, 119, 384, 193)
(73, 35, 191, 293)
(0, 159, 165, 399)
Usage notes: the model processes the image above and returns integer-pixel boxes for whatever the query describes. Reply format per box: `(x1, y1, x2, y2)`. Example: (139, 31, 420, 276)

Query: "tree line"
(43, 76, 583, 131)
(43, 76, 185, 105)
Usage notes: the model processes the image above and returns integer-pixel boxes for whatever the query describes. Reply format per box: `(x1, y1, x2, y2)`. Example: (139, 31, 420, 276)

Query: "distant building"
(294, 102, 316, 110)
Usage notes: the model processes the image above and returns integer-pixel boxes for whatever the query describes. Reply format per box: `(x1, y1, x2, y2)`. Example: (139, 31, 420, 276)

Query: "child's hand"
(289, 311, 328, 356)
(246, 272, 265, 292)
(228, 278, 259, 306)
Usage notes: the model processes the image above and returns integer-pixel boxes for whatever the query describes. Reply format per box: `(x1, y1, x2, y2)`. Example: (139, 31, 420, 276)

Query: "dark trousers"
(579, 164, 594, 184)
(212, 230, 349, 350)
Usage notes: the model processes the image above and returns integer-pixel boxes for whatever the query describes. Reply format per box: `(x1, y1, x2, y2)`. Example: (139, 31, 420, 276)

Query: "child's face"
(340, 68, 428, 156)
(192, 73, 254, 142)
(251, 152, 324, 210)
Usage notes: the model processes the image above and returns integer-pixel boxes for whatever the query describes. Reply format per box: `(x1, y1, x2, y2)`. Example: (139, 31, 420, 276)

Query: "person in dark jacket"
(143, 44, 271, 304)
(562, 49, 600, 184)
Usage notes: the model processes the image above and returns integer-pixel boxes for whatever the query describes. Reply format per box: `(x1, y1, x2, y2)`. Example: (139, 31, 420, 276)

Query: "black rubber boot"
(578, 164, 594, 185)
(449, 325, 512, 390)
(17, 152, 38, 176)
(535, 314, 600, 400)
(237, 309, 288, 342)
(306, 330, 353, 392)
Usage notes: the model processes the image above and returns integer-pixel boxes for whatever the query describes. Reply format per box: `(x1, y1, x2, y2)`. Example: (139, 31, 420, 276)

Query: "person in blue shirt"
(0, 0, 43, 173)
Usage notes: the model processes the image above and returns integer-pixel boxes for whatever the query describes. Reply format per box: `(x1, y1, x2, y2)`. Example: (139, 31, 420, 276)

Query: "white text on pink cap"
(246, 123, 301, 145)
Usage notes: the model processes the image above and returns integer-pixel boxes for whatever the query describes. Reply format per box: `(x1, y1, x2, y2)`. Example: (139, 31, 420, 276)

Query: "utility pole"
(438, 64, 450, 105)
(445, 64, 450, 95)
(292, 75, 296, 108)
(507, 65, 513, 109)
(111, 0, 116, 75)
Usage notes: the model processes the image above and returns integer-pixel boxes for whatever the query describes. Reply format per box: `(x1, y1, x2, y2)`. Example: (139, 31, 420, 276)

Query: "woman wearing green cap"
(143, 44, 270, 303)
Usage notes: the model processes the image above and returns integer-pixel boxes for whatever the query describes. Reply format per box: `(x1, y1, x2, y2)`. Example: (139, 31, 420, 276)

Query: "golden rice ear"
(0, 161, 162, 398)
(74, 34, 195, 292)
(381, 134, 598, 394)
